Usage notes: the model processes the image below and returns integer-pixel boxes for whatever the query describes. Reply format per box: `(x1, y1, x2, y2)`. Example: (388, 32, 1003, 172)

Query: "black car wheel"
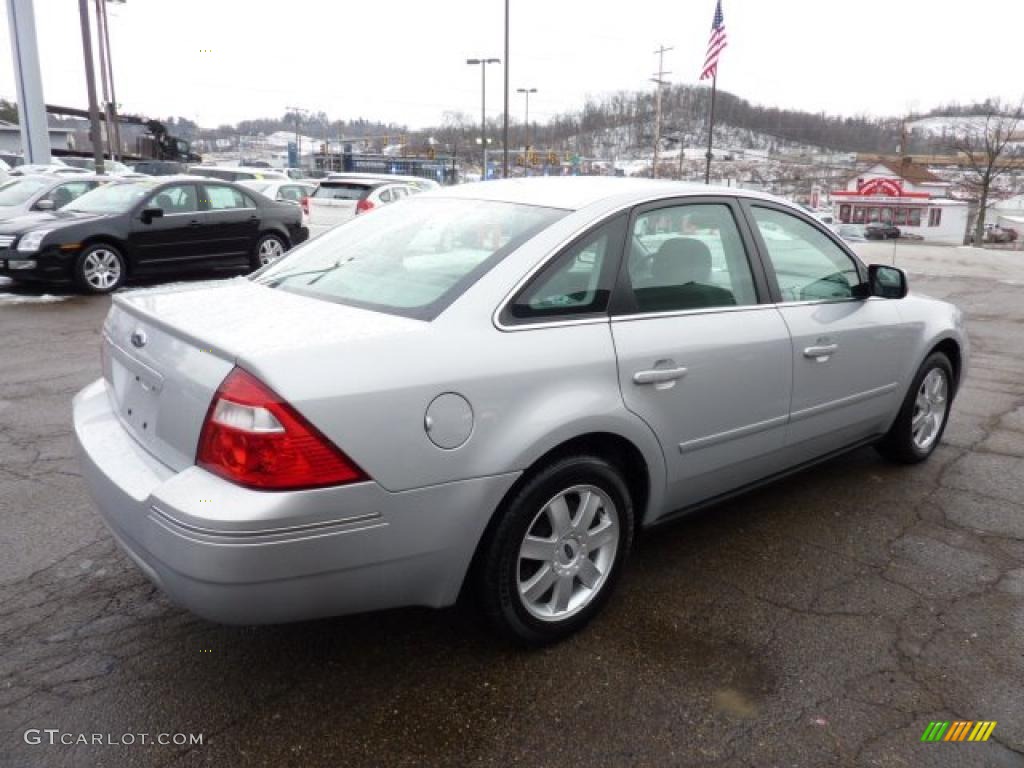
(251, 233, 287, 270)
(74, 244, 126, 294)
(479, 454, 634, 646)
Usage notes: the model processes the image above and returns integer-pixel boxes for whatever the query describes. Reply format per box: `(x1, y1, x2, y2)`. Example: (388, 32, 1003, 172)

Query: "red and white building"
(832, 161, 969, 245)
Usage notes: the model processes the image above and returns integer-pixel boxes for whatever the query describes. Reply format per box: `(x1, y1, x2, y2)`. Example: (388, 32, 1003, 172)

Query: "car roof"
(433, 176, 791, 212)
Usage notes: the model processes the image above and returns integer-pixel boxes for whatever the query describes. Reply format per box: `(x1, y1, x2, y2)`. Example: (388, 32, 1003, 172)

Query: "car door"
(611, 197, 793, 513)
(199, 183, 260, 263)
(742, 201, 904, 459)
(127, 183, 208, 270)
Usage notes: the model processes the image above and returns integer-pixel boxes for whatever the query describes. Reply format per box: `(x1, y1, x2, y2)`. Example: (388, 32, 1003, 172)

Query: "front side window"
(203, 185, 248, 210)
(65, 180, 157, 214)
(751, 206, 863, 302)
(626, 203, 757, 313)
(149, 184, 197, 214)
(255, 197, 565, 320)
(506, 215, 625, 323)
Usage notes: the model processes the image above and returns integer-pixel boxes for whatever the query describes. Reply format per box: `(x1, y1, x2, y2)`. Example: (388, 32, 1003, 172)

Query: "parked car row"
(0, 176, 307, 294)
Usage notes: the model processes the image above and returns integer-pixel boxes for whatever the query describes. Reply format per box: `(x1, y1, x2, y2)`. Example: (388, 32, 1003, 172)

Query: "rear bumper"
(73, 378, 519, 624)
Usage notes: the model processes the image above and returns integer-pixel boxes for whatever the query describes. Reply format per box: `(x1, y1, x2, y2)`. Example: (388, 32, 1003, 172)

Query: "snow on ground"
(0, 276, 72, 306)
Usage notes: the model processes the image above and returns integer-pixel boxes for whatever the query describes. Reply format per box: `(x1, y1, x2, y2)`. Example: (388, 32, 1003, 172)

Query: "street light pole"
(502, 0, 509, 179)
(516, 87, 536, 153)
(467, 58, 499, 179)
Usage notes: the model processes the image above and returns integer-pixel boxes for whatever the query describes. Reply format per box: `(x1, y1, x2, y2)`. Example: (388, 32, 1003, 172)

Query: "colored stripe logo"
(921, 721, 996, 742)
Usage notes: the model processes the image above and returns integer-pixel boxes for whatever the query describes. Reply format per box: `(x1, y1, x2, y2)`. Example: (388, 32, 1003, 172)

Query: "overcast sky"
(1, 0, 1021, 130)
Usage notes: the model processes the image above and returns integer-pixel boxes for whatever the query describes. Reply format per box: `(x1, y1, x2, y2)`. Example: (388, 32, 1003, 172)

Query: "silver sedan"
(74, 177, 967, 645)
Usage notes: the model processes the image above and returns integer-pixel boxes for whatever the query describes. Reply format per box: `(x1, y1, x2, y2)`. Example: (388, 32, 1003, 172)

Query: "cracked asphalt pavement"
(1, 245, 1023, 767)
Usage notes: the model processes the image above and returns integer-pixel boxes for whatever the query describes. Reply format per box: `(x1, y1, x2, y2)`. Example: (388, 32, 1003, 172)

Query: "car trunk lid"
(102, 277, 424, 472)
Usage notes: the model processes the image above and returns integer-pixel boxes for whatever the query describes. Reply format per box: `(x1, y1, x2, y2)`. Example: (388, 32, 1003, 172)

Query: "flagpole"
(704, 70, 717, 185)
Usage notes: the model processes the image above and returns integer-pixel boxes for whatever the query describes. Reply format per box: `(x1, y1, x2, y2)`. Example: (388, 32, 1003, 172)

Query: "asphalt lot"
(1, 244, 1023, 768)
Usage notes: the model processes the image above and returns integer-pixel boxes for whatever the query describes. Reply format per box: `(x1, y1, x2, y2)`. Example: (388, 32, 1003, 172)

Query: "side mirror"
(140, 207, 164, 224)
(868, 264, 908, 299)
(34, 199, 55, 211)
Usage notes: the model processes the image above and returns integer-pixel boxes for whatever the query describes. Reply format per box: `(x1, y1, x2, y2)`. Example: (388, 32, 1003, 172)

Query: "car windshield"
(255, 197, 566, 320)
(64, 180, 157, 213)
(0, 177, 49, 206)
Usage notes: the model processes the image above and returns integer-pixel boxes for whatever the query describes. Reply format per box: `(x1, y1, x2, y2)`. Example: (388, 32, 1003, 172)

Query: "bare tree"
(949, 99, 1024, 245)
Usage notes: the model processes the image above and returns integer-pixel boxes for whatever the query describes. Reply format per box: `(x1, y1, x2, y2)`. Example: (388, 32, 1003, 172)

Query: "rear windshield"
(254, 197, 566, 320)
(313, 183, 372, 200)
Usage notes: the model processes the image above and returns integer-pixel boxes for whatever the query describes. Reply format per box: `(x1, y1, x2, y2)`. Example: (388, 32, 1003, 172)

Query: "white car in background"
(238, 179, 316, 206)
(186, 166, 290, 183)
(325, 172, 441, 193)
(10, 162, 91, 177)
(307, 178, 420, 236)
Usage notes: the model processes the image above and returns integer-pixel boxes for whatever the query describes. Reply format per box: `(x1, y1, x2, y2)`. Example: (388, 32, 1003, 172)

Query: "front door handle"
(633, 366, 689, 385)
(189, 219, 202, 228)
(803, 344, 838, 361)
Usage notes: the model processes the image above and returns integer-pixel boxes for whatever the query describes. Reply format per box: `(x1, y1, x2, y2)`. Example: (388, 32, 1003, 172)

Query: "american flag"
(699, 0, 727, 81)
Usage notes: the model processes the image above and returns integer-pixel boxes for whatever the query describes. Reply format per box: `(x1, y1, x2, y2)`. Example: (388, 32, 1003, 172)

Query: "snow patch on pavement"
(0, 292, 71, 306)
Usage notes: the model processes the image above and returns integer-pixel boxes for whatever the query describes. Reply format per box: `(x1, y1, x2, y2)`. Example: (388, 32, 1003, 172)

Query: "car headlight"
(16, 229, 53, 253)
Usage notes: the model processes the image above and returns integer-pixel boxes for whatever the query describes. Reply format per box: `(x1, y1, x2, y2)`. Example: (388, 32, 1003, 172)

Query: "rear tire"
(478, 455, 634, 646)
(876, 352, 954, 464)
(74, 244, 125, 294)
(251, 233, 288, 270)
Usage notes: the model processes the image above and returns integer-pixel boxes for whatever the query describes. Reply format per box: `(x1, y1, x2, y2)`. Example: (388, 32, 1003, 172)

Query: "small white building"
(831, 161, 969, 245)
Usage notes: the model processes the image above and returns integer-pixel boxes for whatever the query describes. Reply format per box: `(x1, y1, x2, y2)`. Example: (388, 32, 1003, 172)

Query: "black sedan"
(0, 176, 308, 294)
(865, 221, 901, 240)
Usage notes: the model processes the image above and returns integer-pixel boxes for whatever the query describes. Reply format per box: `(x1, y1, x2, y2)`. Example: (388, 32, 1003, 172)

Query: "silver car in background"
(74, 177, 967, 645)
(0, 174, 113, 222)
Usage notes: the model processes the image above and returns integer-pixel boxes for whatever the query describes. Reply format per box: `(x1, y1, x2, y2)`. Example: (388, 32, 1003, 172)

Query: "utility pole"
(285, 106, 308, 168)
(96, 0, 121, 160)
(650, 45, 673, 179)
(77, 0, 104, 174)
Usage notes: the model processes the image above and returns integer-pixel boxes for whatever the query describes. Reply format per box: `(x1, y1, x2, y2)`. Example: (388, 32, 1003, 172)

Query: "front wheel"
(251, 233, 287, 270)
(74, 244, 126, 294)
(876, 352, 954, 464)
(479, 455, 634, 646)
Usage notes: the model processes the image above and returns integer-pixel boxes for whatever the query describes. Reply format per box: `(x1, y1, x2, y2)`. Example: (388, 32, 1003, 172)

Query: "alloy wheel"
(82, 249, 121, 291)
(517, 484, 620, 622)
(911, 368, 949, 451)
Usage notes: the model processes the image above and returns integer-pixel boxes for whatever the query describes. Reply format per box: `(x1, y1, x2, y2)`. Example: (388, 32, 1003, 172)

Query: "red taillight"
(355, 198, 375, 215)
(300, 195, 309, 215)
(196, 367, 367, 491)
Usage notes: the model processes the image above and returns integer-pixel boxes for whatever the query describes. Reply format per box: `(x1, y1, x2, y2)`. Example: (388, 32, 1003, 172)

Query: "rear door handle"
(633, 367, 688, 385)
(803, 344, 838, 361)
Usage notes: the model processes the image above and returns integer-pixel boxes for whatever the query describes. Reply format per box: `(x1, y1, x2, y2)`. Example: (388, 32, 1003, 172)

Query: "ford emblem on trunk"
(130, 329, 147, 349)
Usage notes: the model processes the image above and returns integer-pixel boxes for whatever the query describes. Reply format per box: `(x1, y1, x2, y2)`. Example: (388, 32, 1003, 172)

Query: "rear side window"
(255, 197, 566, 320)
(313, 183, 370, 200)
(504, 214, 626, 323)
